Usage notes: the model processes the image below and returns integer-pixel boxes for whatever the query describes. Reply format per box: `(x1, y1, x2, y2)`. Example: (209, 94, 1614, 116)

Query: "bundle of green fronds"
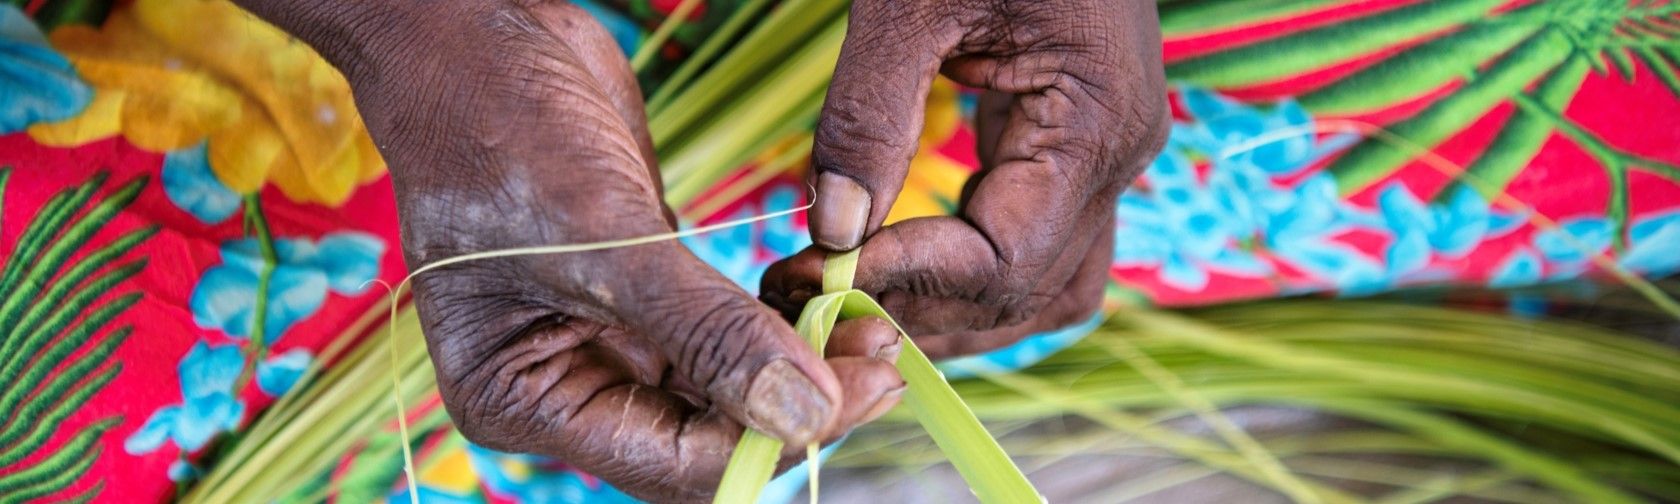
(833, 297, 1680, 502)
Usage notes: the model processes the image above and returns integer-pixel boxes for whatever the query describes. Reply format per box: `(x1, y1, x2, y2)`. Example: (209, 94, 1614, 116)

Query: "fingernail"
(813, 172, 870, 250)
(862, 383, 907, 423)
(746, 360, 832, 445)
(873, 339, 902, 362)
(788, 287, 817, 304)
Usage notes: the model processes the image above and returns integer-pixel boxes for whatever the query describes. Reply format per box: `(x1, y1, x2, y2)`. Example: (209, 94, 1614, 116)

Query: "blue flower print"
(682, 206, 759, 290)
(168, 460, 200, 482)
(1534, 217, 1613, 264)
(1175, 86, 1359, 176)
(0, 5, 92, 133)
(1113, 86, 1398, 294)
(1491, 248, 1543, 288)
(162, 142, 242, 224)
(1115, 141, 1381, 293)
(681, 186, 812, 293)
(190, 232, 385, 342)
(1621, 209, 1680, 276)
(257, 349, 312, 396)
(125, 342, 247, 455)
(758, 187, 814, 257)
(1373, 184, 1525, 287)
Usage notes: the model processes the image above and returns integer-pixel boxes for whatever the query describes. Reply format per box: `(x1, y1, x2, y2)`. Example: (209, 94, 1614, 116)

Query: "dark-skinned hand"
(234, 1, 904, 501)
(763, 0, 1170, 359)
(237, 0, 1167, 500)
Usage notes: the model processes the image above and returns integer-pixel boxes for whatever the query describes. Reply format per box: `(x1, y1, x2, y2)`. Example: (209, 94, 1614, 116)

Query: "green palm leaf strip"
(908, 302, 1666, 503)
(648, 0, 845, 149)
(715, 250, 1039, 503)
(644, 0, 776, 113)
(55, 482, 104, 504)
(0, 174, 143, 340)
(0, 228, 155, 392)
(1166, 0, 1507, 88)
(1328, 28, 1572, 194)
(1297, 17, 1543, 114)
(0, 173, 151, 503)
(1439, 55, 1589, 202)
(0, 353, 123, 457)
(1635, 46, 1680, 98)
(0, 177, 97, 335)
(1157, 0, 1342, 37)
(0, 417, 119, 502)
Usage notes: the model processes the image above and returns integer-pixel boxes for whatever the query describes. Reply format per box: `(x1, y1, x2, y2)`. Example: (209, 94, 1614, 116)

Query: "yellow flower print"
(883, 77, 972, 225)
(28, 0, 383, 206)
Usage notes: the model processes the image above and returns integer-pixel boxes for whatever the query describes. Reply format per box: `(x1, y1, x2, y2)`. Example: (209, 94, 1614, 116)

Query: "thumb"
(605, 243, 842, 445)
(809, 0, 953, 250)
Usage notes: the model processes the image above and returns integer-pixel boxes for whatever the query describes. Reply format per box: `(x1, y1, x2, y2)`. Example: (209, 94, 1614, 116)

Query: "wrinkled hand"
(238, 1, 904, 501)
(763, 0, 1170, 358)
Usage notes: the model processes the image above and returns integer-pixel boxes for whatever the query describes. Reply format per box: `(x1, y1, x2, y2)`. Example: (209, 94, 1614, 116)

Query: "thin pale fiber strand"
(366, 202, 811, 504)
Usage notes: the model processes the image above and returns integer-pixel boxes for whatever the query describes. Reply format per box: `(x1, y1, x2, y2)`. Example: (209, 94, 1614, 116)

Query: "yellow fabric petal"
(134, 0, 373, 202)
(118, 87, 225, 151)
(417, 447, 479, 494)
(48, 7, 242, 152)
(28, 90, 124, 146)
(47, 11, 175, 66)
(886, 151, 971, 224)
(351, 125, 387, 184)
(265, 140, 318, 204)
(207, 99, 284, 194)
(920, 78, 961, 147)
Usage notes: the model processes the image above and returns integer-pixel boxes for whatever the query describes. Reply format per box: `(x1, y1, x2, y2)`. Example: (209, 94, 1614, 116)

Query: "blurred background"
(2, 0, 1678, 502)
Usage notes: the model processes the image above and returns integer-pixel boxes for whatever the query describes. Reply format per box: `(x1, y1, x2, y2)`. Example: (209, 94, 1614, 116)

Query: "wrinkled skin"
(236, 0, 1165, 500)
(764, 0, 1169, 359)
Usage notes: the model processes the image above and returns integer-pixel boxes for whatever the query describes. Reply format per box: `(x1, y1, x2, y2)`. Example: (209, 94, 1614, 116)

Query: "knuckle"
(641, 288, 772, 386)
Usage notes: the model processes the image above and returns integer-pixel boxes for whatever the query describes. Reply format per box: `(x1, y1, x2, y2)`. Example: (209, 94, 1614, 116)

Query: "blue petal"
(1247, 101, 1315, 174)
(1487, 210, 1528, 236)
(162, 143, 242, 224)
(1430, 186, 1492, 257)
(256, 349, 312, 396)
(761, 188, 813, 256)
(1179, 86, 1242, 122)
(1490, 248, 1543, 288)
(1178, 211, 1232, 259)
(1533, 217, 1612, 264)
(313, 232, 386, 295)
(1280, 239, 1379, 285)
(1630, 209, 1680, 242)
(1117, 192, 1167, 230)
(189, 264, 259, 338)
(1144, 146, 1197, 188)
(1622, 210, 1680, 275)
(178, 341, 246, 400)
(168, 460, 199, 482)
(264, 263, 330, 341)
(174, 391, 244, 451)
(1387, 228, 1431, 278)
(0, 6, 50, 46)
(1204, 248, 1272, 277)
(124, 407, 179, 455)
(1160, 252, 1209, 291)
(0, 9, 92, 134)
(272, 237, 317, 264)
(1111, 225, 1171, 266)
(1378, 183, 1431, 235)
